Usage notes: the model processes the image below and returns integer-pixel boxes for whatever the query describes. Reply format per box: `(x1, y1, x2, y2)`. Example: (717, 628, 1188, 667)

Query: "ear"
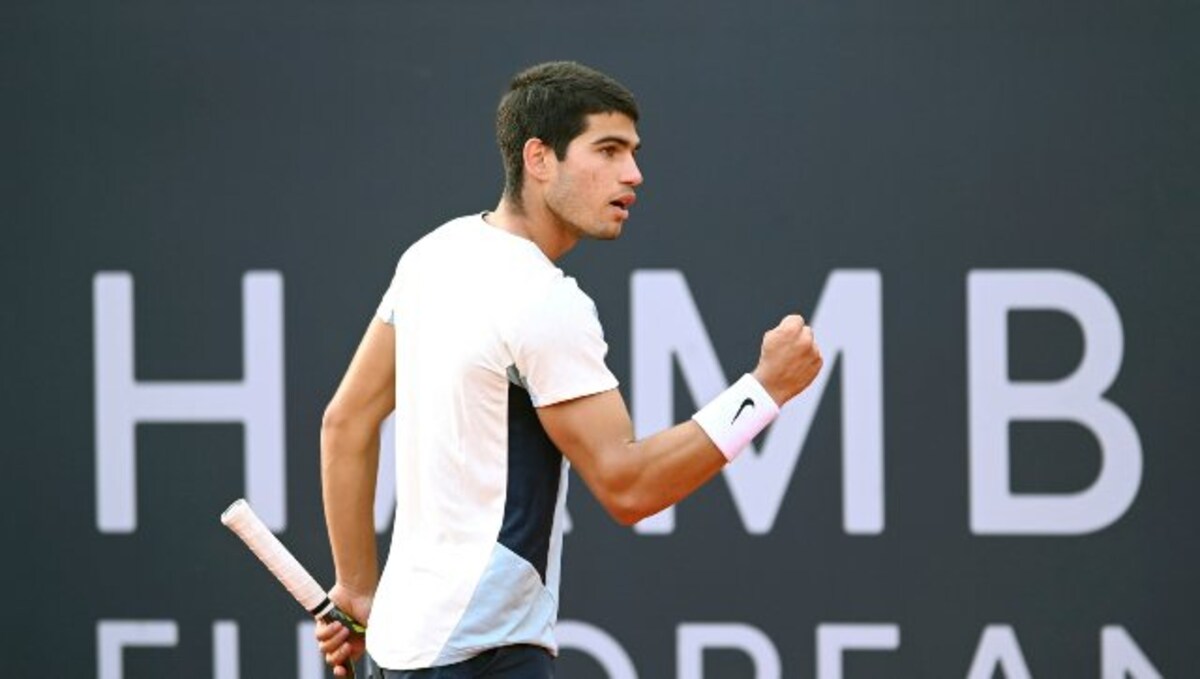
(522, 138, 556, 184)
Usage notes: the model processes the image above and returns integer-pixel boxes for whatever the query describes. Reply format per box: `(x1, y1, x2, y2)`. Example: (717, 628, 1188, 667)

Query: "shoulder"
(508, 275, 616, 406)
(539, 276, 600, 320)
(400, 214, 478, 259)
(381, 215, 488, 287)
(514, 276, 605, 348)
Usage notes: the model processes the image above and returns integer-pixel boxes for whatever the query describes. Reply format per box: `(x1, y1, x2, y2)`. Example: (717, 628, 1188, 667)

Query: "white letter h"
(93, 271, 286, 533)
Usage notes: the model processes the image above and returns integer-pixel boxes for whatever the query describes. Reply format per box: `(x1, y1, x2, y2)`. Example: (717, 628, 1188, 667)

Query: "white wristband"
(692, 373, 781, 462)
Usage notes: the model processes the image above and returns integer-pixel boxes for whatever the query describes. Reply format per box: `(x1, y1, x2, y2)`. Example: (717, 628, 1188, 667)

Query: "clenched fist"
(752, 314, 823, 406)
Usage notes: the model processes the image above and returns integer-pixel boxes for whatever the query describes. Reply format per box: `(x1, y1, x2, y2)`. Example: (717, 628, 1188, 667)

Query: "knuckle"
(785, 314, 807, 329)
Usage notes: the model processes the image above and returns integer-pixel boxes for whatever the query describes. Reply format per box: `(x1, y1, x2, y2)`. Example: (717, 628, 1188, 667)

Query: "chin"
(596, 224, 623, 240)
(607, 216, 630, 237)
(579, 222, 622, 241)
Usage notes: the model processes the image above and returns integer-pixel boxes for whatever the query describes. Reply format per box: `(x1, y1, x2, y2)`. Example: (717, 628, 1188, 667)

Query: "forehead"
(574, 111, 640, 146)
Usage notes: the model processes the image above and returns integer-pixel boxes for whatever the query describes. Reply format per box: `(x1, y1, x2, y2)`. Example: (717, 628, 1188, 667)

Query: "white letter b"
(968, 270, 1142, 534)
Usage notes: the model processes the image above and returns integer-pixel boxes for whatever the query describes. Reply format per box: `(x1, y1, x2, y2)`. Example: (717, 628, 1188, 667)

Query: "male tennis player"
(316, 61, 822, 678)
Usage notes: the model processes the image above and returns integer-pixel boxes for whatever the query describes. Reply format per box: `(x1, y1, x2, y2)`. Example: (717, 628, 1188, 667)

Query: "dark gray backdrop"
(6, 0, 1198, 676)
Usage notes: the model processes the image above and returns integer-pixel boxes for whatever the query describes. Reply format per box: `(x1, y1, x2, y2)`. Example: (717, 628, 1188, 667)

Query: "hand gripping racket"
(221, 499, 366, 678)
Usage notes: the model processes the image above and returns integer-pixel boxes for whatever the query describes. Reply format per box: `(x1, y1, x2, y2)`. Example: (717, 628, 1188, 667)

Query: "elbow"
(601, 494, 645, 527)
(320, 404, 344, 464)
(610, 503, 647, 527)
(320, 401, 372, 456)
(606, 481, 657, 526)
(601, 493, 641, 527)
(590, 461, 653, 527)
(321, 401, 351, 436)
(609, 494, 667, 527)
(322, 396, 387, 434)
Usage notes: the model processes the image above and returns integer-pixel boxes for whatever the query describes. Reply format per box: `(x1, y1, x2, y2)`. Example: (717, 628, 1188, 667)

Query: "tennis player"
(316, 61, 823, 678)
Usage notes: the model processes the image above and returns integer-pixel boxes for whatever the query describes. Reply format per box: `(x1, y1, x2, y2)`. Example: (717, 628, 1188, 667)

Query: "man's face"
(543, 112, 643, 241)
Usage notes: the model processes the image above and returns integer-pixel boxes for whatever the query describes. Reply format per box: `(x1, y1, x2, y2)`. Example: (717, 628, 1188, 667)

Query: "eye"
(600, 146, 618, 158)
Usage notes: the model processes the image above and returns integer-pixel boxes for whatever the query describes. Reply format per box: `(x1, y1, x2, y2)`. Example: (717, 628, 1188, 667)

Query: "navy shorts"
(371, 645, 555, 679)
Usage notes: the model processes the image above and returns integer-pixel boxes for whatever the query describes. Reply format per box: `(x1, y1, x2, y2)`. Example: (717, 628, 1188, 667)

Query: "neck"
(485, 194, 579, 261)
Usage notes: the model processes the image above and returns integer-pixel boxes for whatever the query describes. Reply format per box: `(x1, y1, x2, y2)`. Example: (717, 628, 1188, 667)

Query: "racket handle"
(320, 605, 366, 678)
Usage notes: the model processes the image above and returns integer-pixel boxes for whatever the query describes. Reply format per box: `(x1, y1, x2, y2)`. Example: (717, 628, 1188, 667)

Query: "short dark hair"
(496, 61, 639, 203)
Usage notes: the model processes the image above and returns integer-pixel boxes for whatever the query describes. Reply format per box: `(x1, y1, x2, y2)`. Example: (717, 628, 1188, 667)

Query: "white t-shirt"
(367, 213, 619, 669)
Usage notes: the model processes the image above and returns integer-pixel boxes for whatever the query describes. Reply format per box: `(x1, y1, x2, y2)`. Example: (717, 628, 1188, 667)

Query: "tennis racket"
(221, 498, 366, 678)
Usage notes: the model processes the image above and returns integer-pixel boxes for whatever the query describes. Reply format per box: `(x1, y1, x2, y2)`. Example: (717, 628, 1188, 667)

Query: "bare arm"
(317, 317, 395, 675)
(537, 389, 725, 525)
(537, 314, 822, 526)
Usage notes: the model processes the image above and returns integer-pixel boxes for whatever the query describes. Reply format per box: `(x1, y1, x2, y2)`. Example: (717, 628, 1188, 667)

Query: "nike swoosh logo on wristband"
(731, 397, 755, 424)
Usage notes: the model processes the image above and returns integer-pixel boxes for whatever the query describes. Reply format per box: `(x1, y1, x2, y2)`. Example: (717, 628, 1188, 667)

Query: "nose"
(622, 156, 643, 187)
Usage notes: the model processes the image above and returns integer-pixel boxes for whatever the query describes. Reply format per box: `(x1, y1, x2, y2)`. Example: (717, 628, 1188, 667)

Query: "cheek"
(546, 176, 580, 218)
(578, 168, 603, 203)
(556, 172, 592, 206)
(550, 164, 604, 213)
(548, 173, 574, 205)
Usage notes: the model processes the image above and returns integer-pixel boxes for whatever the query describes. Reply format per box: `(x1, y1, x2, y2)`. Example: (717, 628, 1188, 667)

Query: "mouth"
(609, 194, 637, 219)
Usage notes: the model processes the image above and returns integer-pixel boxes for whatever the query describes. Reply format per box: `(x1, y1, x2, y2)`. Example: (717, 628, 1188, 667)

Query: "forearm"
(541, 388, 732, 525)
(617, 420, 727, 523)
(321, 417, 381, 595)
(617, 326, 818, 521)
(541, 315, 821, 528)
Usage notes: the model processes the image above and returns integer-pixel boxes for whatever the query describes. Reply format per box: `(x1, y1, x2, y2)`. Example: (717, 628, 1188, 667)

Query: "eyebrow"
(592, 136, 642, 151)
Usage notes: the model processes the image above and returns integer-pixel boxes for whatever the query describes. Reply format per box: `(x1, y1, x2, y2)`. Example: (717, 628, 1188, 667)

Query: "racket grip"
(322, 604, 367, 635)
(320, 605, 366, 678)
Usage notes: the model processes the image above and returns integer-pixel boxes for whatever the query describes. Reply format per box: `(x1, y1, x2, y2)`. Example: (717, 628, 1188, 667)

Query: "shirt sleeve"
(511, 277, 620, 407)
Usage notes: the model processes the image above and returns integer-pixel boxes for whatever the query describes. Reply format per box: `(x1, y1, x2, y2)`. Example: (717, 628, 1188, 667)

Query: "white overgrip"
(221, 499, 327, 613)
